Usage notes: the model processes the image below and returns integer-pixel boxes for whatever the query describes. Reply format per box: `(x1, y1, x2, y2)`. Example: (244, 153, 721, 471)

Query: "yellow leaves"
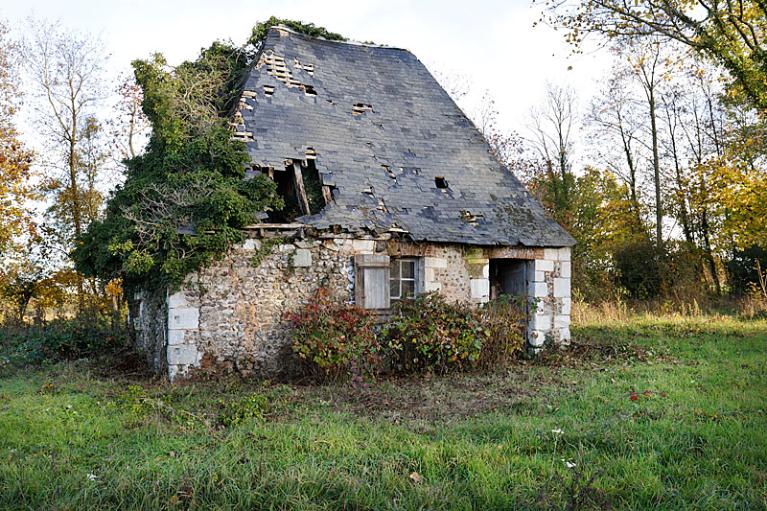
(705, 158, 767, 249)
(105, 279, 123, 299)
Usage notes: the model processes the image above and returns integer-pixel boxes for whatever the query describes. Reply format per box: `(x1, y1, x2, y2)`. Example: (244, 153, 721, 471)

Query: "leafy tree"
(0, 20, 33, 255)
(540, 0, 767, 111)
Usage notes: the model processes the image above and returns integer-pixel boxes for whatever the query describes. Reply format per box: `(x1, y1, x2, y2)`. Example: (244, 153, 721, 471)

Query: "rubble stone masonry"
(130, 236, 571, 380)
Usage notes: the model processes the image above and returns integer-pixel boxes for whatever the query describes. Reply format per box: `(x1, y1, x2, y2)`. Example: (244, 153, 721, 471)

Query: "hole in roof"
(302, 84, 317, 96)
(382, 165, 396, 180)
(263, 85, 274, 96)
(352, 103, 373, 116)
(435, 176, 449, 189)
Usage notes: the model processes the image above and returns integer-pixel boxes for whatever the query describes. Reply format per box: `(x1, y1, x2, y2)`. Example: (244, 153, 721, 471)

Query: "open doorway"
(489, 259, 528, 299)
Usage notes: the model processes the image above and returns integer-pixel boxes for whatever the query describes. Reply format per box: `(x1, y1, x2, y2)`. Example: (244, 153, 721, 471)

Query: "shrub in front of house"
(476, 295, 527, 369)
(385, 293, 489, 374)
(286, 290, 527, 381)
(284, 287, 380, 380)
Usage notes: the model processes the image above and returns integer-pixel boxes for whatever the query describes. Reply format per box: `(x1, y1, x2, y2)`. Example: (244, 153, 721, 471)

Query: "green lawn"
(1, 316, 766, 510)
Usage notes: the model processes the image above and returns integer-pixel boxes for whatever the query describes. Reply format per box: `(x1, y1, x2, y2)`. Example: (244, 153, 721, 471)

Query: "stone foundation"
(130, 235, 571, 380)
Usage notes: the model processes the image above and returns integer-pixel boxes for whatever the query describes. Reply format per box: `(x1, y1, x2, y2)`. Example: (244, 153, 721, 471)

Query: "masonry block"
(530, 281, 548, 298)
(292, 248, 312, 267)
(543, 248, 560, 261)
(554, 314, 570, 329)
(560, 261, 571, 278)
(559, 327, 572, 344)
(167, 344, 199, 366)
(242, 238, 260, 250)
(553, 278, 570, 298)
(470, 278, 489, 300)
(167, 329, 186, 345)
(529, 313, 551, 331)
(168, 307, 199, 330)
(278, 243, 296, 253)
(561, 297, 572, 315)
(167, 291, 187, 309)
(351, 239, 375, 253)
(528, 329, 546, 347)
(533, 270, 546, 282)
(558, 248, 572, 261)
(424, 280, 442, 292)
(534, 259, 554, 272)
(424, 256, 447, 269)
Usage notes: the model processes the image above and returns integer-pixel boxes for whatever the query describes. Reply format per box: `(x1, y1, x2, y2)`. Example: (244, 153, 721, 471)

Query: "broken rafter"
(291, 161, 312, 216)
(321, 185, 333, 205)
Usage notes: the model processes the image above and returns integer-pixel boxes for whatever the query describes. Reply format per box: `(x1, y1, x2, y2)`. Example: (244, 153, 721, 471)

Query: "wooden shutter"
(354, 254, 390, 310)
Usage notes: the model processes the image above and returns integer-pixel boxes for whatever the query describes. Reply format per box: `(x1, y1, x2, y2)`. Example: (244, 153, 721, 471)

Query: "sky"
(2, 0, 611, 136)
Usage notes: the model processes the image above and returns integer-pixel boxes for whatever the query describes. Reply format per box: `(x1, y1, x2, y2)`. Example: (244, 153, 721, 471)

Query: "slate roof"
(236, 26, 575, 247)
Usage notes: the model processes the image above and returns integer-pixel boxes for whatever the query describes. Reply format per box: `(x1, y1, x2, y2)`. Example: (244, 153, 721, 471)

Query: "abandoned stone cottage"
(131, 26, 576, 380)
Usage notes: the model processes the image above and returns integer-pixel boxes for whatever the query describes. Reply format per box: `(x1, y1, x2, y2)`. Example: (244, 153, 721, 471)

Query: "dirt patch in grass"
(292, 340, 653, 423)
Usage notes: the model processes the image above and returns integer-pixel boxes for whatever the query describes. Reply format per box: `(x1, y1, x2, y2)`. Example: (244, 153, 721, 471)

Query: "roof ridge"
(271, 24, 410, 51)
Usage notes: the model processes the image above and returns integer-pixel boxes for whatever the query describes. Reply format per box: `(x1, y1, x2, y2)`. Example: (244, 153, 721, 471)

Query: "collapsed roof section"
(233, 26, 575, 247)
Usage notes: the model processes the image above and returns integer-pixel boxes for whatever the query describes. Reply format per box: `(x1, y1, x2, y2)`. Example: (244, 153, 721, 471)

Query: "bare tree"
(622, 39, 671, 249)
(22, 19, 109, 309)
(587, 67, 643, 208)
(528, 83, 576, 182)
(526, 83, 577, 212)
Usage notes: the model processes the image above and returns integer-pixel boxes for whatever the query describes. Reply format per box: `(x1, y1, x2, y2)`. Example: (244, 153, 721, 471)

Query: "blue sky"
(2, 0, 609, 134)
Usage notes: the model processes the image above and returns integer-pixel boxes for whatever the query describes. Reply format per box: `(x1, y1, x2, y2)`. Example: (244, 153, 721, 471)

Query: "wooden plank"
(321, 185, 333, 204)
(291, 162, 311, 216)
(242, 223, 305, 230)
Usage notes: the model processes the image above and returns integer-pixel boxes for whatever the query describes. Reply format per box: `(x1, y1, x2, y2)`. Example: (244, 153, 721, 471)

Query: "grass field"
(1, 315, 766, 510)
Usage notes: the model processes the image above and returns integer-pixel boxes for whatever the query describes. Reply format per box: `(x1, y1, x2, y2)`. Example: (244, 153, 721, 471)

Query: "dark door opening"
(490, 259, 528, 299)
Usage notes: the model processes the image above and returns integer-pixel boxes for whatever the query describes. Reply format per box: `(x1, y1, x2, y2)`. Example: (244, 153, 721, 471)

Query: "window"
(390, 258, 418, 300)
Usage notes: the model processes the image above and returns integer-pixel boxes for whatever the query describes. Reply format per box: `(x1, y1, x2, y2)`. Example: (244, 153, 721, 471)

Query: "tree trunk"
(649, 90, 663, 250)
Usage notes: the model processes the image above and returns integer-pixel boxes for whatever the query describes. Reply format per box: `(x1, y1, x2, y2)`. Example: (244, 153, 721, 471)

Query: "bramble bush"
(476, 294, 527, 369)
(284, 287, 380, 380)
(287, 290, 527, 381)
(384, 293, 487, 374)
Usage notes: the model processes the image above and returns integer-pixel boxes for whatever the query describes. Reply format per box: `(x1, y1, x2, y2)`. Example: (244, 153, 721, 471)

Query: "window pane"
(401, 279, 415, 298)
(389, 260, 400, 280)
(401, 260, 415, 278)
(390, 278, 400, 298)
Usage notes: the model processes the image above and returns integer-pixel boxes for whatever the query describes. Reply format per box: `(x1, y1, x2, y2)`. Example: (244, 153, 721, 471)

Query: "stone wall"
(132, 234, 572, 380)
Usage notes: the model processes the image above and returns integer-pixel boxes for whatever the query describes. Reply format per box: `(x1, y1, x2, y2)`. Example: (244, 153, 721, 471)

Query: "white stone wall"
(166, 289, 203, 380)
(527, 247, 572, 349)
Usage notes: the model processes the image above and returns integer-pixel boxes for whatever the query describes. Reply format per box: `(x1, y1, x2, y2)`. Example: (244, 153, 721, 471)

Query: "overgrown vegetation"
(74, 18, 347, 290)
(285, 287, 380, 380)
(1, 315, 765, 509)
(0, 315, 124, 369)
(287, 290, 526, 381)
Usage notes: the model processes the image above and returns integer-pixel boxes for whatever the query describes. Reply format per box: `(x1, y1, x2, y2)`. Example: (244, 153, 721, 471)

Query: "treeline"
(0, 7, 766, 329)
(477, 3, 767, 310)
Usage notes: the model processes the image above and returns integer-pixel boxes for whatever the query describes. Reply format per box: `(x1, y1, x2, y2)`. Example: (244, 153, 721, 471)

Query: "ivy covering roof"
(236, 26, 575, 247)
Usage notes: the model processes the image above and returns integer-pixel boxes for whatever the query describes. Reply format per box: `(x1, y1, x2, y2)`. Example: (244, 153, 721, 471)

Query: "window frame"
(389, 257, 420, 301)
